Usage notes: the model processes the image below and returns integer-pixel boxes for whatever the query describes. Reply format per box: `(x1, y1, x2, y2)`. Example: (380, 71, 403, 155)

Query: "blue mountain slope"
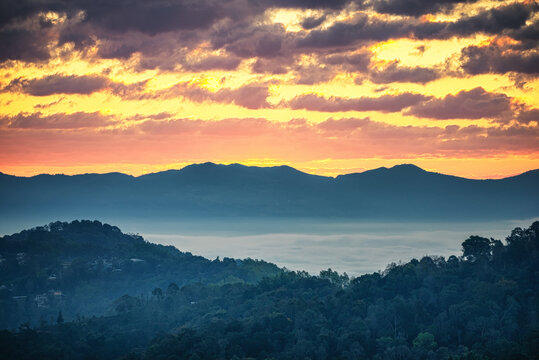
(0, 164, 537, 221)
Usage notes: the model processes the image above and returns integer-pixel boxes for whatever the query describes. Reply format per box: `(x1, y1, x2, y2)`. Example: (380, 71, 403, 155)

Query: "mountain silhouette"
(0, 163, 537, 222)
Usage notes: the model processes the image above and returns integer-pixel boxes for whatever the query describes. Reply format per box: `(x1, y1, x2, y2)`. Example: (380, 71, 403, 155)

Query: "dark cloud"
(3, 111, 113, 129)
(369, 62, 440, 84)
(298, 3, 538, 49)
(225, 84, 271, 109)
(301, 15, 327, 30)
(293, 64, 336, 84)
(251, 58, 290, 74)
(324, 52, 371, 72)
(212, 23, 290, 59)
(5, 74, 109, 96)
(370, 0, 477, 17)
(1, 0, 536, 68)
(268, 0, 349, 9)
(0, 0, 352, 64)
(182, 55, 242, 71)
(517, 109, 539, 124)
(97, 42, 139, 60)
(109, 80, 150, 100)
(289, 51, 372, 84)
(460, 44, 539, 75)
(0, 28, 51, 62)
(0, 10, 92, 63)
(298, 14, 410, 48)
(406, 87, 513, 119)
(84, 2, 221, 35)
(288, 93, 430, 112)
(446, 2, 538, 37)
(510, 20, 539, 49)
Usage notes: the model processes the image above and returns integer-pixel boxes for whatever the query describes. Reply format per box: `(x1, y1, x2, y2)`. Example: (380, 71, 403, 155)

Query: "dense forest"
(1, 221, 538, 359)
(0, 220, 281, 328)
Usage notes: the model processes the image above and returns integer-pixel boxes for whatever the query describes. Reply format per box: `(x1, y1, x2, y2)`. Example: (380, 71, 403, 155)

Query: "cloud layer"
(0, 0, 537, 177)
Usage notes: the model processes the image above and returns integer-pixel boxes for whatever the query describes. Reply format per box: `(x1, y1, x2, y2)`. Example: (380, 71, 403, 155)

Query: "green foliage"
(413, 332, 437, 350)
(0, 221, 538, 359)
(462, 236, 492, 260)
(0, 220, 282, 329)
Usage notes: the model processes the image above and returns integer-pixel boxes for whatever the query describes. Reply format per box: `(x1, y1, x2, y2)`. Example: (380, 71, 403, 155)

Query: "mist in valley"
(4, 217, 533, 276)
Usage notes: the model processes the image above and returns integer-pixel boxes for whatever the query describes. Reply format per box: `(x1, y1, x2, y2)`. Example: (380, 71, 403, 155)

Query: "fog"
(135, 218, 536, 276)
(1, 217, 536, 276)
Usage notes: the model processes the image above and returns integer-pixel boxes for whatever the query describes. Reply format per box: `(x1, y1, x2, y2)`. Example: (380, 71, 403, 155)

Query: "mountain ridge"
(0, 163, 537, 222)
(1, 162, 537, 180)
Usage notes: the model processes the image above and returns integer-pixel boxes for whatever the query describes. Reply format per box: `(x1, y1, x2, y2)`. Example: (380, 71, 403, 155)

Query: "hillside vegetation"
(0, 220, 281, 329)
(0, 221, 538, 359)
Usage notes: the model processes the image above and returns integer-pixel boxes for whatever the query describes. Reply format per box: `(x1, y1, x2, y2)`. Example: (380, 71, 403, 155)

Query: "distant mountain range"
(1, 163, 538, 222)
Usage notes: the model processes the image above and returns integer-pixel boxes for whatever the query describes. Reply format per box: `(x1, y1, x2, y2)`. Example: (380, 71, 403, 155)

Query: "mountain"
(0, 163, 537, 223)
(0, 220, 281, 329)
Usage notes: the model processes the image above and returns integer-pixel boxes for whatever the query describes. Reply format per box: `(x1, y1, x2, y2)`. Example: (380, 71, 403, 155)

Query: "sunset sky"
(0, 0, 538, 178)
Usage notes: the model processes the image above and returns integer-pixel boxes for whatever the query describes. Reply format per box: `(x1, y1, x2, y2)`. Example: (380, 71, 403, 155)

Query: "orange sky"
(0, 0, 537, 179)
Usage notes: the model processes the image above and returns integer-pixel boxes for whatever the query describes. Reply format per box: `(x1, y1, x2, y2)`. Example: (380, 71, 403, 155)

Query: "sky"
(0, 0, 537, 179)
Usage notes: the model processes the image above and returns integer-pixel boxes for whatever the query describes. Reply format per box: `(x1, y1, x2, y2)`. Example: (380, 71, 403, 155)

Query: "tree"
(167, 283, 179, 296)
(413, 332, 436, 350)
(152, 287, 163, 299)
(462, 236, 492, 260)
(56, 311, 64, 324)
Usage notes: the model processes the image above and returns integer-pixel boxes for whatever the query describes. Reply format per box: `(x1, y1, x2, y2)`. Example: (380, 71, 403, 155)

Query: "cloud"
(133, 116, 539, 157)
(297, 14, 409, 48)
(3, 74, 153, 100)
(369, 62, 440, 84)
(293, 64, 336, 84)
(139, 117, 274, 137)
(182, 55, 242, 71)
(0, 28, 51, 62)
(446, 2, 537, 37)
(251, 58, 290, 74)
(459, 44, 539, 75)
(0, 10, 93, 63)
(288, 93, 430, 112)
(406, 87, 513, 120)
(1, 0, 536, 73)
(317, 117, 370, 131)
(509, 19, 539, 49)
(517, 109, 539, 124)
(301, 15, 327, 30)
(298, 3, 537, 49)
(324, 52, 371, 72)
(290, 52, 372, 84)
(4, 74, 109, 96)
(2, 115, 537, 167)
(369, 0, 478, 17)
(173, 82, 272, 109)
(2, 111, 114, 129)
(269, 0, 349, 9)
(211, 22, 292, 59)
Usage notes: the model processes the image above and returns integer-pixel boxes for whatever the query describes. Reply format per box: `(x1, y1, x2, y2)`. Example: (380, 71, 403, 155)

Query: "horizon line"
(1, 162, 537, 181)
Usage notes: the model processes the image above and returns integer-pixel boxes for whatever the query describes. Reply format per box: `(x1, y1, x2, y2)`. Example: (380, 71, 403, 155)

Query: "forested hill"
(0, 222, 538, 360)
(0, 220, 282, 329)
(1, 163, 538, 222)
